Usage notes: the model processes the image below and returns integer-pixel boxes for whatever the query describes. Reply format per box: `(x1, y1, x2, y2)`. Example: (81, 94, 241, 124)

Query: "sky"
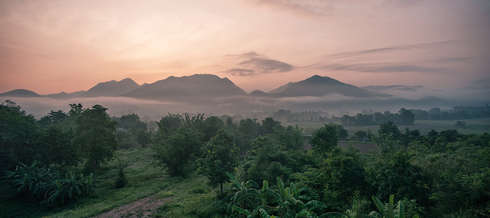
(1, 0, 489, 95)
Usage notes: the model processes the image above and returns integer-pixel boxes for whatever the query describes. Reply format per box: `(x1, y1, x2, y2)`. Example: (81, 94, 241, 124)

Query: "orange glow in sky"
(1, 0, 489, 94)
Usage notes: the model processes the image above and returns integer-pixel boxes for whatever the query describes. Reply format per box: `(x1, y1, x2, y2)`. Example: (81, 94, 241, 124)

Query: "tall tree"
(311, 124, 338, 155)
(153, 127, 202, 176)
(73, 105, 117, 171)
(199, 130, 238, 194)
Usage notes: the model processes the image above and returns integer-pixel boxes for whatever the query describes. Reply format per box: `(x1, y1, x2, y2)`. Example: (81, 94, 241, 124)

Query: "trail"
(94, 195, 171, 218)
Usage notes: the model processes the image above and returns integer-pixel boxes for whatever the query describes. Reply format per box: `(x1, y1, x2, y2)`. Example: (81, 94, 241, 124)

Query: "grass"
(292, 118, 490, 135)
(0, 147, 217, 218)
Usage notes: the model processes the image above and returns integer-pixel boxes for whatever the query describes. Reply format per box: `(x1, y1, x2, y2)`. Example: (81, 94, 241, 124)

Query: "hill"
(84, 78, 140, 97)
(124, 74, 246, 100)
(269, 75, 383, 97)
(0, 89, 40, 97)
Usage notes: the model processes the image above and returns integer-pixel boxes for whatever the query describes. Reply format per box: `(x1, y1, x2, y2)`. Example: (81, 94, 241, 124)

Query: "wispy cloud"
(250, 0, 335, 17)
(317, 63, 446, 73)
(327, 40, 457, 58)
(223, 68, 256, 76)
(363, 85, 424, 92)
(223, 51, 294, 76)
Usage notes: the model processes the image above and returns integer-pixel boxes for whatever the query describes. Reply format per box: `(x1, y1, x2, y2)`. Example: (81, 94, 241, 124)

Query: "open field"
(0, 147, 215, 218)
(292, 118, 490, 135)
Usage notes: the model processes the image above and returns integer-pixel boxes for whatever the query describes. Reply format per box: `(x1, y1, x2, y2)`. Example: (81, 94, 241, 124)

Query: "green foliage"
(153, 127, 203, 176)
(320, 148, 367, 210)
(6, 162, 94, 206)
(278, 125, 304, 150)
(366, 151, 430, 207)
(311, 124, 338, 155)
(226, 174, 329, 217)
(369, 195, 420, 218)
(198, 129, 238, 194)
(0, 102, 40, 168)
(242, 136, 294, 185)
(73, 105, 117, 171)
(202, 116, 225, 142)
(114, 158, 128, 188)
(114, 113, 150, 148)
(39, 125, 79, 167)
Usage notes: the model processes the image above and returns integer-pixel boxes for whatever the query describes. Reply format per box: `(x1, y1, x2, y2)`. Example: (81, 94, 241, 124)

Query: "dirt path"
(94, 195, 171, 218)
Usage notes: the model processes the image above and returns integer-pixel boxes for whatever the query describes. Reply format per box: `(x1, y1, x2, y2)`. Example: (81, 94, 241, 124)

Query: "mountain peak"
(85, 77, 140, 97)
(269, 75, 378, 97)
(120, 78, 137, 84)
(124, 74, 246, 100)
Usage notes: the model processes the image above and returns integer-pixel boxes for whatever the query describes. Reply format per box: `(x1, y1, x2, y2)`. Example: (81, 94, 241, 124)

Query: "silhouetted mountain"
(124, 74, 246, 100)
(0, 89, 40, 97)
(269, 75, 384, 97)
(85, 78, 140, 97)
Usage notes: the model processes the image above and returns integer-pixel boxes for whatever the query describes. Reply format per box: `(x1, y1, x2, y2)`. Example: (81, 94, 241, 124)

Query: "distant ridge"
(124, 74, 246, 100)
(84, 78, 140, 97)
(2, 74, 387, 100)
(268, 75, 385, 97)
(0, 89, 40, 97)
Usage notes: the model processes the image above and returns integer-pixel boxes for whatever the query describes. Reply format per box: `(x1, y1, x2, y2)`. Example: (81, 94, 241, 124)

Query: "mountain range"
(0, 74, 383, 100)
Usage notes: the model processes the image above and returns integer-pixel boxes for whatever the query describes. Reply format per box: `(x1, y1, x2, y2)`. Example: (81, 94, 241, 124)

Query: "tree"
(261, 117, 282, 135)
(311, 124, 338, 155)
(0, 102, 40, 169)
(279, 125, 304, 150)
(39, 125, 79, 167)
(366, 152, 430, 206)
(320, 148, 367, 210)
(73, 105, 117, 171)
(153, 127, 202, 176)
(398, 108, 415, 125)
(202, 116, 224, 142)
(199, 130, 238, 194)
(156, 113, 183, 138)
(378, 122, 401, 139)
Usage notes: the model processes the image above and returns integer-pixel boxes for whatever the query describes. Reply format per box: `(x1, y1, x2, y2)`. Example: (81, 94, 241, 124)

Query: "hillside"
(84, 78, 140, 97)
(269, 75, 384, 97)
(0, 89, 40, 97)
(124, 74, 246, 100)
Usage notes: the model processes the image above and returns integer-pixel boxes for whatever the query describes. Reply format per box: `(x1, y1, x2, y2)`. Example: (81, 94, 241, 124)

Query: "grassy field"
(292, 118, 490, 135)
(0, 147, 216, 218)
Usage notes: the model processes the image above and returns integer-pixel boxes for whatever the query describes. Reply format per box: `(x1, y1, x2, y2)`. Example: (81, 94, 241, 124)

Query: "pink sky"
(1, 0, 489, 94)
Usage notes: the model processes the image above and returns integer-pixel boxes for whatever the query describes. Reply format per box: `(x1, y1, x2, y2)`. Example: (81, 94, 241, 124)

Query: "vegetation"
(1, 101, 489, 217)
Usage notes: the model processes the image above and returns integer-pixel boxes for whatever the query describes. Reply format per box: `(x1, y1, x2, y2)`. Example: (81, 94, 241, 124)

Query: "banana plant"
(369, 195, 419, 218)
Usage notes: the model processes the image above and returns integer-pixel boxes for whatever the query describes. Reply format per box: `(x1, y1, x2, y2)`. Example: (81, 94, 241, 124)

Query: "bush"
(114, 167, 128, 189)
(6, 162, 94, 206)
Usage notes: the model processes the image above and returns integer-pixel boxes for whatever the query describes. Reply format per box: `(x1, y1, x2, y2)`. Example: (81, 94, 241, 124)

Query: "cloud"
(239, 58, 293, 73)
(250, 0, 335, 16)
(317, 63, 446, 73)
(223, 68, 256, 76)
(363, 85, 424, 92)
(224, 51, 294, 76)
(327, 40, 457, 58)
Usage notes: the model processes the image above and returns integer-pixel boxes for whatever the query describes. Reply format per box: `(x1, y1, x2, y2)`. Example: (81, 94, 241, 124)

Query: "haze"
(1, 0, 490, 99)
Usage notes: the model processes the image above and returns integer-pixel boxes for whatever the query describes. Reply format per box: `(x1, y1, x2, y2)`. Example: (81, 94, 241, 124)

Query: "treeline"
(149, 109, 489, 217)
(338, 108, 415, 126)
(1, 103, 120, 205)
(410, 105, 490, 120)
(272, 109, 330, 123)
(2, 101, 489, 217)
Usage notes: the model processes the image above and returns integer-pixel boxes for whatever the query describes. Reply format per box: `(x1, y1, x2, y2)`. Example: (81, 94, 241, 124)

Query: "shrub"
(6, 162, 94, 206)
